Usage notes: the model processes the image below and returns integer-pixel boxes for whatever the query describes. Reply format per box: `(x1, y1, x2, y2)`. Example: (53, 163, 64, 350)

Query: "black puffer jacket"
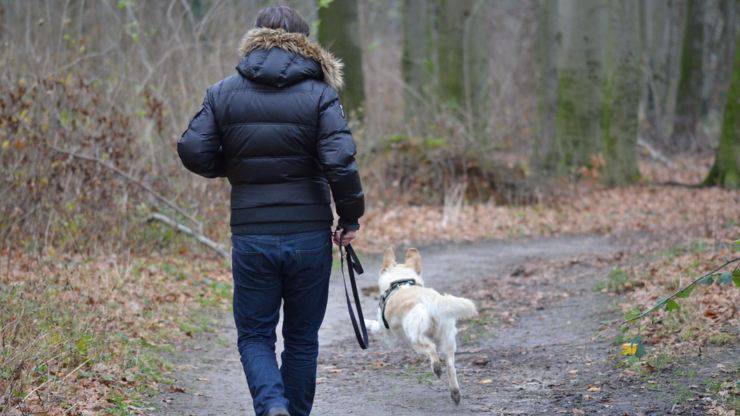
(178, 28, 364, 234)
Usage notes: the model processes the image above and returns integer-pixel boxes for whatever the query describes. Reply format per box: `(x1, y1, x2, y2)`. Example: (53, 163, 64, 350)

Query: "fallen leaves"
(619, 241, 739, 361)
(0, 251, 231, 414)
(357, 185, 738, 253)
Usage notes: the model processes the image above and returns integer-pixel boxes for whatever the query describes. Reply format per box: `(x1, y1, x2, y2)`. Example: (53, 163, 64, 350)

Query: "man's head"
(255, 5, 310, 36)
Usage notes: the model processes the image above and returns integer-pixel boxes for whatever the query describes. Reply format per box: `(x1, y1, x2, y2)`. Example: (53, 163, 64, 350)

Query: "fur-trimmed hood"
(237, 28, 343, 91)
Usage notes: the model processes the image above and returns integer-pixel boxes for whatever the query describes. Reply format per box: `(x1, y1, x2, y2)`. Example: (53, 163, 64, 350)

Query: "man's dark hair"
(255, 5, 310, 36)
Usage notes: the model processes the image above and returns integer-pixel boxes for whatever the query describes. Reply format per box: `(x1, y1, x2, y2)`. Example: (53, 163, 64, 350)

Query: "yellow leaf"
(621, 342, 637, 356)
(479, 379, 493, 384)
(18, 109, 30, 123)
(1, 140, 9, 150)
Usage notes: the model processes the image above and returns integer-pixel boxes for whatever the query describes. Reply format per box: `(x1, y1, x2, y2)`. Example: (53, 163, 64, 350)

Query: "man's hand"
(333, 229, 357, 247)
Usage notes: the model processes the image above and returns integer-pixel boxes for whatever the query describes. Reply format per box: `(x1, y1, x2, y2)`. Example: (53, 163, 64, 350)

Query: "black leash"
(339, 243, 369, 349)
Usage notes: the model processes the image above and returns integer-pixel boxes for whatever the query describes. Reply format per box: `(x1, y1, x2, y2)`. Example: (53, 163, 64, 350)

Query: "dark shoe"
(266, 408, 290, 416)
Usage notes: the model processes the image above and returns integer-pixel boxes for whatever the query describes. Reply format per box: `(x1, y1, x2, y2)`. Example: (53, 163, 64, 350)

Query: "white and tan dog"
(365, 247, 478, 404)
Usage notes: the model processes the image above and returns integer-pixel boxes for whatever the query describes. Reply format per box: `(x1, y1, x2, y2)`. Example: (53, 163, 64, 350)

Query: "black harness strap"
(379, 279, 417, 329)
(340, 244, 369, 349)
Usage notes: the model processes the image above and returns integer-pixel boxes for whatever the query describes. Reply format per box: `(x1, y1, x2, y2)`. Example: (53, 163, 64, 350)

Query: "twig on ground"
(18, 358, 91, 407)
(147, 212, 228, 260)
(620, 257, 740, 326)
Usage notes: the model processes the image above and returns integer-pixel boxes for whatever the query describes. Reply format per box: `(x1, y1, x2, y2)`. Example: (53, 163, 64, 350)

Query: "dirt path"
(151, 234, 733, 415)
(310, 235, 626, 416)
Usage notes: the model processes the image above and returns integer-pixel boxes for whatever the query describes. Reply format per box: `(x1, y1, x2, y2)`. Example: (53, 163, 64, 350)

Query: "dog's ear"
(404, 248, 422, 275)
(381, 246, 396, 273)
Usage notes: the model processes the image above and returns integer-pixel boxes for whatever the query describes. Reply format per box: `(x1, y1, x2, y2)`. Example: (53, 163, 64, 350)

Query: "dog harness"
(379, 279, 418, 329)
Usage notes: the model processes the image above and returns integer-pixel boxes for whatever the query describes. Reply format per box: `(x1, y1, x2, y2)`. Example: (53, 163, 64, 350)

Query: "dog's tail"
(436, 294, 478, 319)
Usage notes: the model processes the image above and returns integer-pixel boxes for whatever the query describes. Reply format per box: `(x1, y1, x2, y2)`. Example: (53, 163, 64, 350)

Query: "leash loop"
(340, 243, 369, 349)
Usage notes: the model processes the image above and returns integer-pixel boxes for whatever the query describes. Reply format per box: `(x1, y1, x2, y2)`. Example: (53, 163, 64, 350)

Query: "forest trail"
(151, 234, 731, 415)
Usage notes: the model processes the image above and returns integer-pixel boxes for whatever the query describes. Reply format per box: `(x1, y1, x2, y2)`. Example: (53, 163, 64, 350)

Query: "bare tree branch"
(148, 212, 228, 260)
(46, 143, 203, 230)
(637, 137, 676, 168)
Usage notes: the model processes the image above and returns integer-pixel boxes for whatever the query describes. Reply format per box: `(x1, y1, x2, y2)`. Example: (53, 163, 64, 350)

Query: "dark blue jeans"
(231, 230, 332, 416)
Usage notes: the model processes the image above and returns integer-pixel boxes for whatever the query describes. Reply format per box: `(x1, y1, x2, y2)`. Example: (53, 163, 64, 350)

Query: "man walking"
(177, 6, 364, 416)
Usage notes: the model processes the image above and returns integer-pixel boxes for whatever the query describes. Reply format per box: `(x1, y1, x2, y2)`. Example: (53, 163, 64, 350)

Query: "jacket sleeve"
(177, 87, 225, 178)
(316, 86, 365, 231)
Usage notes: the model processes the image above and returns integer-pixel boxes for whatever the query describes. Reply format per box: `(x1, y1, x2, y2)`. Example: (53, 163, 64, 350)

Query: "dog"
(365, 247, 478, 404)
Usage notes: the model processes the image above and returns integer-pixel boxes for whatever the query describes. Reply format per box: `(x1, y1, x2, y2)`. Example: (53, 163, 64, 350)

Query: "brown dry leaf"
(472, 356, 491, 366)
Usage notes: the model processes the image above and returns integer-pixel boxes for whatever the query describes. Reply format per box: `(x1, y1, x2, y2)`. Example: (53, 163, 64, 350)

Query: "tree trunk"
(401, 0, 485, 135)
(532, 0, 559, 170)
(671, 0, 704, 151)
(545, 0, 605, 176)
(704, 31, 739, 187)
(318, 0, 365, 118)
(700, 0, 737, 151)
(401, 0, 438, 126)
(641, 0, 686, 148)
(435, 0, 471, 110)
(601, 0, 641, 185)
(461, 0, 491, 140)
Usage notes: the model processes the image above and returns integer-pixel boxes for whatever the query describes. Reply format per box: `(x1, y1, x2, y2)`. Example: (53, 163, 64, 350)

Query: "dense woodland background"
(0, 0, 737, 254)
(1, 2, 739, 414)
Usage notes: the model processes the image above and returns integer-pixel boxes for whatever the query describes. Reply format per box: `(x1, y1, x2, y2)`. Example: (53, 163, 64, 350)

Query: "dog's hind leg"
(414, 340, 442, 378)
(403, 305, 442, 378)
(427, 347, 443, 378)
(441, 324, 461, 404)
(444, 350, 461, 404)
